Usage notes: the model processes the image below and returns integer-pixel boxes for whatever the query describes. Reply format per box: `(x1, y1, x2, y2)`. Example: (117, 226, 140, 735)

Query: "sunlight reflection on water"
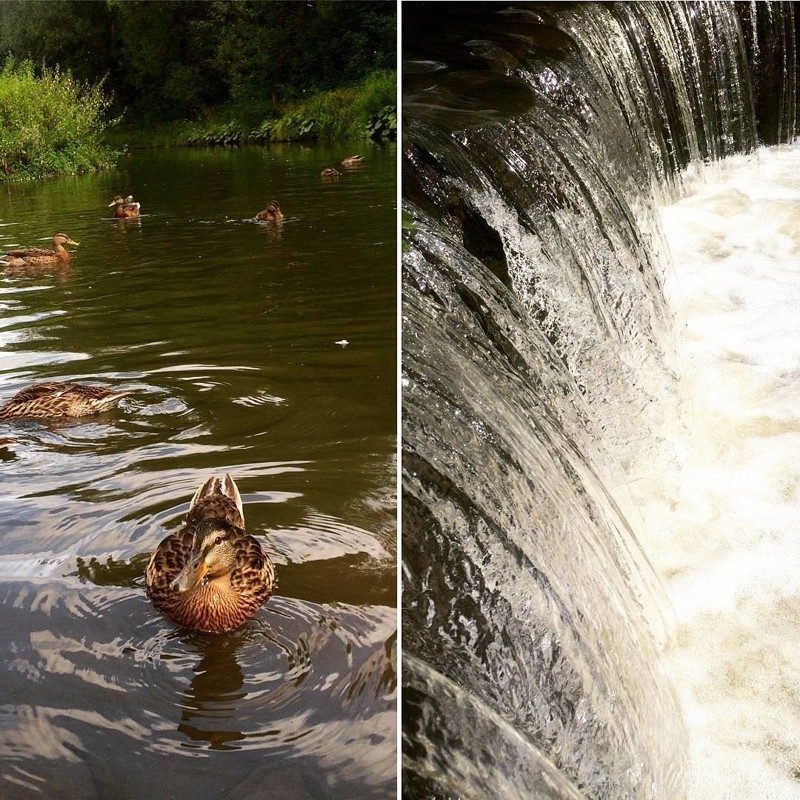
(0, 142, 396, 799)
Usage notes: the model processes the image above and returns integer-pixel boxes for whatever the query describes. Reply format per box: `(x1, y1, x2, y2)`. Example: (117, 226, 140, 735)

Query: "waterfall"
(401, 3, 797, 798)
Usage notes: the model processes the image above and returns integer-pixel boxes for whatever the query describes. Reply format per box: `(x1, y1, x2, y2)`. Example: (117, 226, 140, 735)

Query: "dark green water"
(0, 143, 396, 799)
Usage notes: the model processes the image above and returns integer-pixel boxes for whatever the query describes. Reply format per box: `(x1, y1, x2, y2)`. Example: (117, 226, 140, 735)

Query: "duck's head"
(107, 195, 134, 207)
(170, 519, 241, 592)
(53, 233, 79, 248)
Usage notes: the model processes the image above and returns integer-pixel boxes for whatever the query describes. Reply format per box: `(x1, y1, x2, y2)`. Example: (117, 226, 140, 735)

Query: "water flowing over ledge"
(402, 3, 797, 798)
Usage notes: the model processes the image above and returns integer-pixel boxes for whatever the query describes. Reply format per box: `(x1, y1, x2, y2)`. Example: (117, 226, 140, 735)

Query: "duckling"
(341, 155, 365, 167)
(0, 382, 131, 421)
(146, 474, 276, 634)
(0, 233, 79, 267)
(108, 195, 141, 218)
(255, 200, 284, 222)
(321, 167, 340, 179)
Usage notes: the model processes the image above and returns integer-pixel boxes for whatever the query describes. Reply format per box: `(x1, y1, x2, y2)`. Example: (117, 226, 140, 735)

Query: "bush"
(0, 57, 118, 180)
(261, 69, 396, 142)
(209, 69, 396, 146)
(111, 68, 396, 149)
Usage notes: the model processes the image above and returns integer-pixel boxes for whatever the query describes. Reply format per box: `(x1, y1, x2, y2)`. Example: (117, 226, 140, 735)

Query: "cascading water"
(401, 3, 797, 798)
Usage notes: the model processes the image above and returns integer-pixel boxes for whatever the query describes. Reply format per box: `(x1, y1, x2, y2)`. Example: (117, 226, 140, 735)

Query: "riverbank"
(105, 70, 396, 150)
(0, 65, 395, 181)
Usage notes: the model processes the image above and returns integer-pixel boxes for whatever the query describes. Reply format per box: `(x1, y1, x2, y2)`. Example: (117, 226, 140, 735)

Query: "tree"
(0, 0, 396, 125)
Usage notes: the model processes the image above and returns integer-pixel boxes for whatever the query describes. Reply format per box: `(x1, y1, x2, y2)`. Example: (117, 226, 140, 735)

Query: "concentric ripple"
(0, 142, 396, 799)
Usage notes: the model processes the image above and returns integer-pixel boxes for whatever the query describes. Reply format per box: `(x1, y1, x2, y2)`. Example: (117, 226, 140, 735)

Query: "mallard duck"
(321, 167, 340, 179)
(0, 381, 131, 421)
(108, 195, 141, 218)
(0, 233, 79, 267)
(255, 200, 284, 222)
(341, 154, 365, 167)
(146, 474, 276, 634)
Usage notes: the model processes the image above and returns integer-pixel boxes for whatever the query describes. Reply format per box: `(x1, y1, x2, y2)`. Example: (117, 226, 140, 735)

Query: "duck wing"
(0, 382, 131, 418)
(5, 246, 55, 258)
(4, 381, 74, 404)
(145, 526, 194, 605)
(58, 383, 131, 405)
(231, 533, 276, 609)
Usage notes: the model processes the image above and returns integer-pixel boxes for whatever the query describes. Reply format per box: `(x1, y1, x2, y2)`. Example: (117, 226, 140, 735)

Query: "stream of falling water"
(401, 3, 800, 796)
(642, 143, 800, 798)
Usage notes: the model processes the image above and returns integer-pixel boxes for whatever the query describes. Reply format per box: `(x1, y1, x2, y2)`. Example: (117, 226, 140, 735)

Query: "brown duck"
(255, 200, 284, 222)
(146, 474, 276, 634)
(341, 154, 365, 167)
(0, 382, 131, 421)
(108, 195, 141, 218)
(0, 233, 79, 267)
(321, 167, 340, 179)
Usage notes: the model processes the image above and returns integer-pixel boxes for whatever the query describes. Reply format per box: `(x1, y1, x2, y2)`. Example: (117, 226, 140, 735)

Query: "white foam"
(636, 142, 800, 797)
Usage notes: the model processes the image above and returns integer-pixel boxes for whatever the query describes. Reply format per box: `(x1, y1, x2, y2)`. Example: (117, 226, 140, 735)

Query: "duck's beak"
(107, 199, 118, 207)
(170, 553, 207, 593)
(66, 238, 79, 247)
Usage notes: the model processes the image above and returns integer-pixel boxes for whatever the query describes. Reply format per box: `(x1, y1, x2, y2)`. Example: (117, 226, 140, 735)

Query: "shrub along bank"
(111, 69, 397, 149)
(0, 58, 117, 181)
(0, 61, 395, 181)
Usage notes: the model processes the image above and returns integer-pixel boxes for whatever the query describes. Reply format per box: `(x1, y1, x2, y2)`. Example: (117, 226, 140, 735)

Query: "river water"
(0, 142, 396, 799)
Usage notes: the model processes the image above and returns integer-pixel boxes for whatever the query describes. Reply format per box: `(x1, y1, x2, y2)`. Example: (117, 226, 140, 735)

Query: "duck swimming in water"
(0, 233, 79, 267)
(146, 474, 276, 634)
(321, 167, 340, 179)
(0, 382, 131, 421)
(341, 154, 365, 167)
(255, 200, 284, 222)
(108, 195, 141, 218)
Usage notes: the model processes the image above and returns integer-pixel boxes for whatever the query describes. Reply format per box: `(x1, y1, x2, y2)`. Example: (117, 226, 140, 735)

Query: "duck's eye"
(214, 535, 223, 547)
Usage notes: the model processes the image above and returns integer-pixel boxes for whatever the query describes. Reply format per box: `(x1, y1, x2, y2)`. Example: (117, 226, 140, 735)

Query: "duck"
(341, 154, 365, 167)
(321, 167, 340, 179)
(255, 200, 284, 222)
(146, 474, 276, 634)
(0, 233, 79, 267)
(0, 381, 131, 421)
(108, 195, 141, 218)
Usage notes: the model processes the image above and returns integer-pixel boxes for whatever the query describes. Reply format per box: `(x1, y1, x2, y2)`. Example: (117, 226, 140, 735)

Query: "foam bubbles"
(640, 143, 800, 798)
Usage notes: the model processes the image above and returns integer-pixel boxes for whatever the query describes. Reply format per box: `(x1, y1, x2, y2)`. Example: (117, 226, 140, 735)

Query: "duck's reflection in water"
(172, 628, 330, 799)
(177, 634, 247, 751)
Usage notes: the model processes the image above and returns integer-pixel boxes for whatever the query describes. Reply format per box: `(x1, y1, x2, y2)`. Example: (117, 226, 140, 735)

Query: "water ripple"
(0, 581, 395, 764)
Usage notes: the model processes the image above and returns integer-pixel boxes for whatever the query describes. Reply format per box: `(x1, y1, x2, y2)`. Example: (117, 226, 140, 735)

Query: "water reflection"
(255, 220, 285, 243)
(0, 142, 396, 799)
(64, 515, 398, 782)
(1, 262, 72, 283)
(177, 633, 248, 751)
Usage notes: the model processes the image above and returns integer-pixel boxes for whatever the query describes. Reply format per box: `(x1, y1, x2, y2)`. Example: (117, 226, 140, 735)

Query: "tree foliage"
(0, 0, 396, 124)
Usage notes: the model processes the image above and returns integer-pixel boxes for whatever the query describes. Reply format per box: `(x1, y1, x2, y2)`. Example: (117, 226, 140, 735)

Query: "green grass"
(0, 57, 118, 181)
(249, 69, 397, 144)
(107, 69, 397, 149)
